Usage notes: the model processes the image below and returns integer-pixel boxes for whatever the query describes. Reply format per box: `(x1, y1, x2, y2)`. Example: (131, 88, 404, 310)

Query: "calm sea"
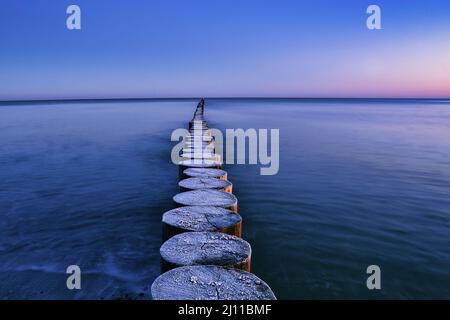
(0, 99, 449, 299)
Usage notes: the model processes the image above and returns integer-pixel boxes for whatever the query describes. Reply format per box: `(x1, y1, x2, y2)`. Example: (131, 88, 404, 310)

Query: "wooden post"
(151, 265, 277, 300)
(183, 168, 228, 180)
(179, 177, 233, 193)
(178, 160, 222, 178)
(189, 121, 209, 131)
(185, 135, 213, 142)
(162, 206, 242, 241)
(160, 232, 251, 272)
(188, 130, 209, 135)
(173, 190, 238, 213)
(178, 160, 222, 169)
(181, 152, 221, 161)
(184, 141, 214, 149)
(182, 146, 215, 154)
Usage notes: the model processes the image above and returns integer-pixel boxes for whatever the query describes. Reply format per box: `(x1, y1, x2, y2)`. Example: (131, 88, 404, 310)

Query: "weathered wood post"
(151, 265, 276, 300)
(160, 232, 251, 272)
(182, 146, 215, 154)
(178, 160, 223, 179)
(181, 152, 221, 162)
(184, 141, 214, 150)
(162, 206, 242, 240)
(183, 168, 228, 181)
(179, 177, 233, 193)
(173, 190, 238, 213)
(189, 121, 209, 131)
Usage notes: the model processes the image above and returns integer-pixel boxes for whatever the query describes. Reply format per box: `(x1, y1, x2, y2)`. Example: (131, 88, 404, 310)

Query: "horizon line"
(2, 96, 450, 104)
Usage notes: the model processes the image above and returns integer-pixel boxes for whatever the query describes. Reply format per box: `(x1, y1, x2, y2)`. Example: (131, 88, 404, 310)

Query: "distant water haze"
(0, 99, 450, 299)
(2, 0, 450, 100)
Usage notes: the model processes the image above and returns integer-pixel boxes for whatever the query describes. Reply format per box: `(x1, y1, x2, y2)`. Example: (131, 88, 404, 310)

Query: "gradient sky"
(1, 0, 450, 100)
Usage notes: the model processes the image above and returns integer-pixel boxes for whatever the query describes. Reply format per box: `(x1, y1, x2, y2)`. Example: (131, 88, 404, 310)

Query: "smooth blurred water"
(1, 99, 450, 299)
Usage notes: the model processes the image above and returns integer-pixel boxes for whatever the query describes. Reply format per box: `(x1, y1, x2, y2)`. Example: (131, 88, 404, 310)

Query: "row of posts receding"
(150, 99, 276, 300)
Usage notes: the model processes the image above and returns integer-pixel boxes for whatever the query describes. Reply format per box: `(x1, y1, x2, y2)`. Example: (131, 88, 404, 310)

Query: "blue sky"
(1, 0, 450, 100)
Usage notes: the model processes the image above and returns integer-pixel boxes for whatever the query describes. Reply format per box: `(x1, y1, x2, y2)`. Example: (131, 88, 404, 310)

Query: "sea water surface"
(0, 99, 449, 299)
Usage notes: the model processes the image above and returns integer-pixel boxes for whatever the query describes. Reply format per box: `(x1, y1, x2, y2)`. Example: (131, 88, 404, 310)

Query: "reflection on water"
(0, 99, 450, 299)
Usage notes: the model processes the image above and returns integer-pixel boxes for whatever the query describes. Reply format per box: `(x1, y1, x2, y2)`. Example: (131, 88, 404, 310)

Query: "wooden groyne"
(151, 99, 276, 300)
